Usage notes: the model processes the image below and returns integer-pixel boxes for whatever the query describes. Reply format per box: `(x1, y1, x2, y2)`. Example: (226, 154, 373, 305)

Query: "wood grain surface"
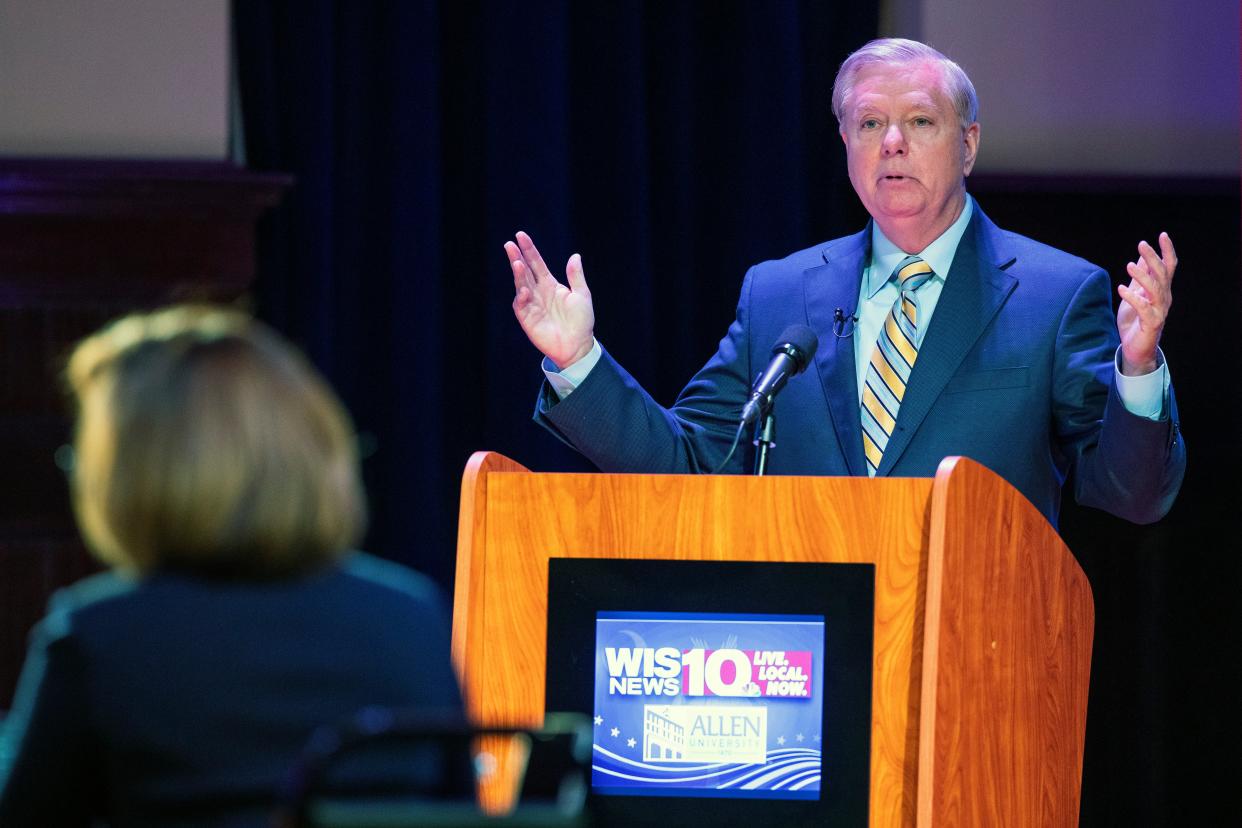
(454, 452, 933, 823)
(918, 457, 1093, 827)
(453, 453, 1092, 826)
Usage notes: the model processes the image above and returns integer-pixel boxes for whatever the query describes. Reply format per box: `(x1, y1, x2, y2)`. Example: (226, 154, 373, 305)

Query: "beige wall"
(1, 0, 1234, 173)
(0, 0, 229, 159)
(883, 0, 1239, 176)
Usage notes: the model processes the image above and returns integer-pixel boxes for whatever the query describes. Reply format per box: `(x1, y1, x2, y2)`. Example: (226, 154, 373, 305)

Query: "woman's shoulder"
(36, 556, 447, 641)
(45, 570, 139, 617)
(14, 571, 141, 652)
(335, 552, 446, 606)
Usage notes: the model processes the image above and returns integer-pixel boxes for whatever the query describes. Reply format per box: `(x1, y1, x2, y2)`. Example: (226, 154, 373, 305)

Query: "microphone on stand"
(740, 325, 819, 426)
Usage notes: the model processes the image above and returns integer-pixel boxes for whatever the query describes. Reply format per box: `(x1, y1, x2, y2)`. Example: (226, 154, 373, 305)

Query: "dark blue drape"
(233, 1, 875, 589)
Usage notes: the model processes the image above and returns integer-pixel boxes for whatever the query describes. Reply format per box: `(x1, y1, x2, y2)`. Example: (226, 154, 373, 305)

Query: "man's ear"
(962, 122, 980, 176)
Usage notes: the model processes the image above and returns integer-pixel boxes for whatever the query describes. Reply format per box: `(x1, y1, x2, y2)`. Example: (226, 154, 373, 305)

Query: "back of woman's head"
(67, 304, 367, 577)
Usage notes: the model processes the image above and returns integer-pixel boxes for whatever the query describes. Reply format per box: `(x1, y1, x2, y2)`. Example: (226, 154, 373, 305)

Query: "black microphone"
(740, 325, 819, 425)
(832, 307, 858, 338)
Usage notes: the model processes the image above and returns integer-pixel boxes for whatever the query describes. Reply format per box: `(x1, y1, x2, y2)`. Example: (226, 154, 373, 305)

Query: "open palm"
(506, 231, 595, 369)
(1117, 232, 1176, 376)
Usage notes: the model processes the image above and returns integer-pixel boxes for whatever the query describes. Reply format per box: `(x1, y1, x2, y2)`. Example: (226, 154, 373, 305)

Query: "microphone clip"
(832, 308, 857, 338)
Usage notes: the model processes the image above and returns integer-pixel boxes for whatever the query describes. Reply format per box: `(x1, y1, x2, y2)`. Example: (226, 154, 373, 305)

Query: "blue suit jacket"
(535, 205, 1185, 526)
(0, 553, 464, 827)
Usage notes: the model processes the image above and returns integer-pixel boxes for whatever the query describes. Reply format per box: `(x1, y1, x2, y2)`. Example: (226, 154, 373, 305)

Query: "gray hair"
(831, 38, 979, 129)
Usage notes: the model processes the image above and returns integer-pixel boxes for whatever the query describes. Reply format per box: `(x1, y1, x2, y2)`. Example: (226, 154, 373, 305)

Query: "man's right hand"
(505, 231, 595, 370)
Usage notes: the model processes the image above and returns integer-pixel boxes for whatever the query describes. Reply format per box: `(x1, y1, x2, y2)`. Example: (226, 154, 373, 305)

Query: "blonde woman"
(0, 305, 463, 826)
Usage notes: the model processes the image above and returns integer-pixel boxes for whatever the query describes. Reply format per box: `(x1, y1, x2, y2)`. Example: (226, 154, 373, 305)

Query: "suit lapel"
(875, 208, 1019, 475)
(805, 228, 869, 476)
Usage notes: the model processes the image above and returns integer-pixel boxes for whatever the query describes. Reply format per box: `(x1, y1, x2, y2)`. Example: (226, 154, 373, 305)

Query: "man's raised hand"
(1117, 232, 1177, 376)
(506, 231, 595, 370)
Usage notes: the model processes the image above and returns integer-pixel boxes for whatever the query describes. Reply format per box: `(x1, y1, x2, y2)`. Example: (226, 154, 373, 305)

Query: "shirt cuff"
(1114, 346, 1170, 420)
(542, 339, 603, 400)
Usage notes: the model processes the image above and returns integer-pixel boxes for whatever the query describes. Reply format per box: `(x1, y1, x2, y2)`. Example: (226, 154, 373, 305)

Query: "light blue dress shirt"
(853, 194, 974, 402)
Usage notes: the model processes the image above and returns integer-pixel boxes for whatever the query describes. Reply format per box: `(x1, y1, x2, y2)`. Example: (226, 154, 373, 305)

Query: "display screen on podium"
(592, 611, 825, 800)
(546, 559, 872, 827)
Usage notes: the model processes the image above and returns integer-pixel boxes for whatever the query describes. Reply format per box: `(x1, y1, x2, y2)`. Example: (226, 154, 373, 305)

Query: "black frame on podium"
(545, 558, 874, 828)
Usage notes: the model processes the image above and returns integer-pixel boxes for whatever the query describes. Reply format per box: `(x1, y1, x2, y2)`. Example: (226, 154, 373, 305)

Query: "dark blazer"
(535, 204, 1185, 526)
(0, 553, 463, 827)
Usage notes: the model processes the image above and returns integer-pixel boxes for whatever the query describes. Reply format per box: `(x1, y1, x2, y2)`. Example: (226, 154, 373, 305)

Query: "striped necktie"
(861, 255, 935, 476)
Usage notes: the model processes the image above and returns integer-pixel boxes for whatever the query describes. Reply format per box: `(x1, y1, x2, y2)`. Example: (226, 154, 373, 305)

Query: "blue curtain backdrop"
(232, 0, 875, 587)
(234, 3, 1237, 825)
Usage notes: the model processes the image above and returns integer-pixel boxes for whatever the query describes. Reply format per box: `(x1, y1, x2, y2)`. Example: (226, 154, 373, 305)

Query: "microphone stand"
(752, 410, 776, 476)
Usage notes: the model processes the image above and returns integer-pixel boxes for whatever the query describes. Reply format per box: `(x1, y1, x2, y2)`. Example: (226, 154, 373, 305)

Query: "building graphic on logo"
(644, 707, 685, 761)
(642, 705, 767, 764)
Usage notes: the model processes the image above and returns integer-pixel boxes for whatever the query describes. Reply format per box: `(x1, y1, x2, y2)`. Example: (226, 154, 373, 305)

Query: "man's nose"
(881, 124, 906, 156)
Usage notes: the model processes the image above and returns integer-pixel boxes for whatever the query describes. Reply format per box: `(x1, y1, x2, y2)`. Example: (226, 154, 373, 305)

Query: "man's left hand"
(1117, 231, 1177, 376)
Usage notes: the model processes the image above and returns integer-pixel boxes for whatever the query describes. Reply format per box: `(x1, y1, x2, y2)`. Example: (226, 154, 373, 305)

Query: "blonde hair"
(67, 305, 367, 577)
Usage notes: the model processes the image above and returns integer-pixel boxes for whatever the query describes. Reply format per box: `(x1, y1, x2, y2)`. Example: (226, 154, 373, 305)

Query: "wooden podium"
(451, 451, 1093, 827)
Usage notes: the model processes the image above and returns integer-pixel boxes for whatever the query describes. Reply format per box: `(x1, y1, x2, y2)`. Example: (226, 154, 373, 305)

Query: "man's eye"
(861, 119, 880, 130)
(913, 117, 932, 127)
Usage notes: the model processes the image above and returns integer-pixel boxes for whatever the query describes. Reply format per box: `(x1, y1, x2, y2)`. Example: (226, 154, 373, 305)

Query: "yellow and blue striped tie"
(861, 255, 934, 476)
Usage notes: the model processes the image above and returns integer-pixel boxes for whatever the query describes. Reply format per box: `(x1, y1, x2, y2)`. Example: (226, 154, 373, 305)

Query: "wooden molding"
(0, 158, 290, 307)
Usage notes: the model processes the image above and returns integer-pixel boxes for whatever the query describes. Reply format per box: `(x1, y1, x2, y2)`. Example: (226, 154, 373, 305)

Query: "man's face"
(840, 60, 979, 242)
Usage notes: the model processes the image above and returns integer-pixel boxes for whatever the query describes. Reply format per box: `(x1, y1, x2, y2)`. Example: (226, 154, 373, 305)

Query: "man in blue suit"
(504, 38, 1184, 527)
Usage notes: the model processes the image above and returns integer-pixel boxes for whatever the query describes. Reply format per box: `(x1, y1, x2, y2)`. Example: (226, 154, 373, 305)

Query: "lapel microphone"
(833, 308, 858, 338)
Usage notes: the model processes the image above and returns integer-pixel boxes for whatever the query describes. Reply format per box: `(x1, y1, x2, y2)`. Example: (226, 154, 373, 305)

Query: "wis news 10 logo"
(604, 646, 812, 764)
